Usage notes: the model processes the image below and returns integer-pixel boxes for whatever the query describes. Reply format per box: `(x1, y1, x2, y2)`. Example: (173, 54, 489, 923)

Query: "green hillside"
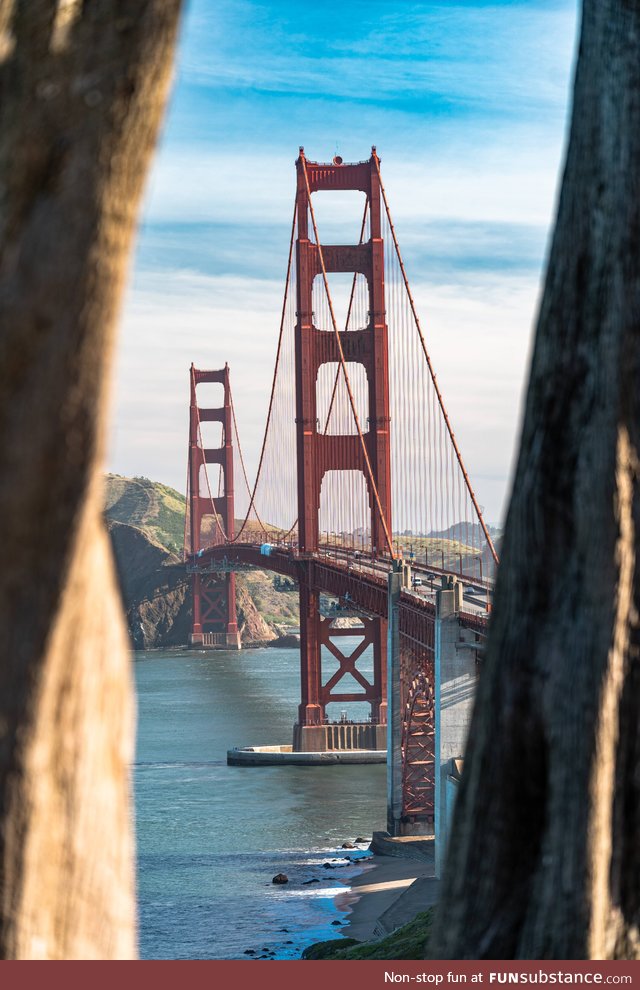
(302, 909, 434, 959)
(105, 474, 186, 555)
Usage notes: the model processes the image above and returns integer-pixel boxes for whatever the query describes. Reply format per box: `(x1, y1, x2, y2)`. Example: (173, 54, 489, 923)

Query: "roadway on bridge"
(314, 544, 491, 615)
(190, 542, 491, 632)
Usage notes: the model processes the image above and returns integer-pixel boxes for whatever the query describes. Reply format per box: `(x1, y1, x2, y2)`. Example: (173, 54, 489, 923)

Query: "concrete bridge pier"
(434, 577, 480, 877)
(386, 562, 404, 836)
(387, 571, 479, 846)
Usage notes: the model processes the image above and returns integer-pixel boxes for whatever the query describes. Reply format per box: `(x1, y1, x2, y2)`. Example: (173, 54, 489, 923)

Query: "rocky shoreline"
(229, 841, 375, 961)
(230, 838, 436, 961)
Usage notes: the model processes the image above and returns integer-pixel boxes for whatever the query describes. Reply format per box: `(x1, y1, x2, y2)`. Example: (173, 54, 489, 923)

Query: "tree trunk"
(0, 0, 182, 959)
(429, 0, 640, 960)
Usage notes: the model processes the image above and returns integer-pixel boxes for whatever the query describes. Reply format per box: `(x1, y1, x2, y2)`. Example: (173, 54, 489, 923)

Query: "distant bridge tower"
(188, 364, 241, 650)
(293, 148, 390, 749)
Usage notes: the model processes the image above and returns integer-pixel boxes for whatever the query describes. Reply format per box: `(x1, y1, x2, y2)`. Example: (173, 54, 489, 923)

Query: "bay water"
(134, 644, 387, 960)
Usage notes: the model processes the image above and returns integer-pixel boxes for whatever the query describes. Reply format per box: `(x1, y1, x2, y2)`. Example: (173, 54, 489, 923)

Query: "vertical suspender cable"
(373, 158, 498, 566)
(231, 200, 298, 542)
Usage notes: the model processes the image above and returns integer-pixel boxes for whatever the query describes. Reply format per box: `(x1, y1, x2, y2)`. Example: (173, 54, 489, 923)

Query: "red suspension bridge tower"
(187, 364, 241, 650)
(182, 148, 496, 839)
(293, 147, 390, 751)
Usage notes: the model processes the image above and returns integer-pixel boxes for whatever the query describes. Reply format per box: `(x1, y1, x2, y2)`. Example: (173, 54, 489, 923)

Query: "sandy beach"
(336, 852, 438, 943)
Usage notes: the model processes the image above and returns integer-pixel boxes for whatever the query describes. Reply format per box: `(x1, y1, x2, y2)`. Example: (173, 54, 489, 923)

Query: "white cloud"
(110, 0, 578, 530)
(118, 128, 564, 526)
(408, 275, 540, 524)
(108, 266, 539, 524)
(108, 271, 285, 488)
(141, 127, 564, 234)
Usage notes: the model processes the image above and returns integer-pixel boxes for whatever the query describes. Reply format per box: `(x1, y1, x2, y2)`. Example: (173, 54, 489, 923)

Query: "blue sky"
(109, 0, 579, 525)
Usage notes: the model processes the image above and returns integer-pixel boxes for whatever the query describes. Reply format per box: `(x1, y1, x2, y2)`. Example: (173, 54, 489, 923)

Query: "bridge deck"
(189, 543, 487, 642)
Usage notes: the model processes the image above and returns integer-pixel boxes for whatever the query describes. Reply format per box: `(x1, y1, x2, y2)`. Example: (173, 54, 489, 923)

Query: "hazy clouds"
(109, 0, 578, 525)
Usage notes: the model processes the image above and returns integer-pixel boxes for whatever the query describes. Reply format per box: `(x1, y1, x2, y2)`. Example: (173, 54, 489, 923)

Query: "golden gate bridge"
(182, 148, 498, 840)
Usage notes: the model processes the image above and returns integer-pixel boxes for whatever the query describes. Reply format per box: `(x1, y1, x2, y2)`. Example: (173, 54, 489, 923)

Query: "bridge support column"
(434, 577, 478, 876)
(294, 578, 324, 749)
(294, 568, 387, 752)
(372, 617, 388, 729)
(224, 572, 241, 649)
(190, 572, 204, 646)
(189, 572, 241, 650)
(386, 564, 403, 835)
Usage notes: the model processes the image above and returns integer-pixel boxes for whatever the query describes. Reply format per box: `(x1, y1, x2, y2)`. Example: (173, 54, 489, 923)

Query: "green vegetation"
(301, 908, 434, 960)
(105, 475, 186, 554)
(242, 571, 299, 629)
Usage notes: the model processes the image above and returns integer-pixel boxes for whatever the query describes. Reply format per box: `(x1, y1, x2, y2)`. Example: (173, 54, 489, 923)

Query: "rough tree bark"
(0, 1, 182, 959)
(429, 0, 640, 960)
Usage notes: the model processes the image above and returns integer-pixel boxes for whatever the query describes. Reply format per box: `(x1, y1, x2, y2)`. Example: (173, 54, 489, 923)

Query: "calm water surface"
(134, 645, 386, 960)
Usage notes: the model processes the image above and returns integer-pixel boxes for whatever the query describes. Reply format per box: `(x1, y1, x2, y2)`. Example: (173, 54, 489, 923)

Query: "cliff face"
(236, 584, 278, 645)
(104, 475, 297, 649)
(107, 521, 190, 649)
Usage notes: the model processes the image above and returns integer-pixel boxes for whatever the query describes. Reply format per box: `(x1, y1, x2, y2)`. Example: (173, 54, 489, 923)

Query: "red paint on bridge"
(292, 149, 391, 744)
(184, 149, 495, 831)
(187, 364, 240, 649)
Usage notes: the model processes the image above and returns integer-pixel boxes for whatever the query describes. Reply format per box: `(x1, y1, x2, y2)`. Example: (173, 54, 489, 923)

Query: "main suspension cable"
(302, 158, 395, 558)
(231, 199, 298, 543)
